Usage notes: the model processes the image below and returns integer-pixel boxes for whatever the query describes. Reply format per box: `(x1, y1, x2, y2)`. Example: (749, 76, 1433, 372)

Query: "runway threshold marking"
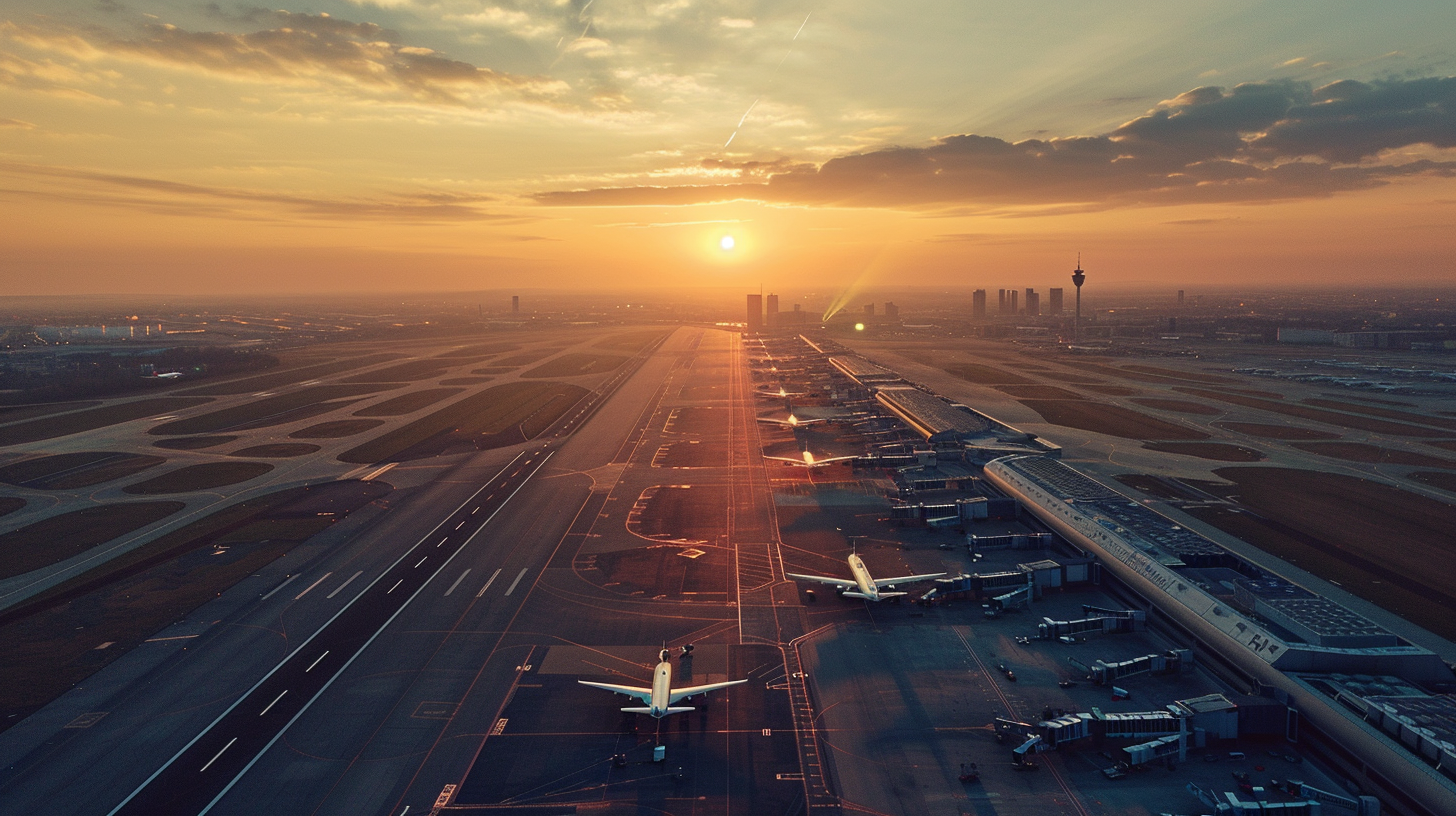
(326, 571, 363, 600)
(504, 568, 529, 596)
(445, 569, 471, 596)
(106, 451, 538, 816)
(293, 572, 333, 601)
(478, 569, 502, 597)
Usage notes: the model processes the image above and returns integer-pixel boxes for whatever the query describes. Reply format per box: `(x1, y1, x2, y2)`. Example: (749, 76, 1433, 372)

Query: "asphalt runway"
(0, 327, 844, 815)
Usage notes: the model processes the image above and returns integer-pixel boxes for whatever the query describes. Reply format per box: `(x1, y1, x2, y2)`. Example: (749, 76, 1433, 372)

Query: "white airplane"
(763, 448, 857, 468)
(578, 650, 747, 718)
(788, 554, 946, 601)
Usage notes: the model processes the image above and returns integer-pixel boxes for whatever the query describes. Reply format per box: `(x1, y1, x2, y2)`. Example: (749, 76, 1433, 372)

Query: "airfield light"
(854, 322, 865, 331)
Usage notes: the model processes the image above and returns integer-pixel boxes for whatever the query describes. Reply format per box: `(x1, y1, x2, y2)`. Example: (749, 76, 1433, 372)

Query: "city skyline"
(2, 1, 1455, 294)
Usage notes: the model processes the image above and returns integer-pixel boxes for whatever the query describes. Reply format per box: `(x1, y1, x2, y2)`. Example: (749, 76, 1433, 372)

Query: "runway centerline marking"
(259, 574, 298, 601)
(259, 691, 287, 717)
(478, 568, 502, 597)
(505, 568, 529, 596)
(387, 579, 403, 594)
(415, 557, 428, 569)
(326, 571, 363, 600)
(445, 569, 471, 596)
(306, 651, 329, 673)
(455, 521, 466, 530)
(199, 739, 236, 774)
(293, 572, 332, 601)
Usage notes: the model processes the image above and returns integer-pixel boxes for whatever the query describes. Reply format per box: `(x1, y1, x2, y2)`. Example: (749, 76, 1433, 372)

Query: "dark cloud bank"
(538, 77, 1456, 210)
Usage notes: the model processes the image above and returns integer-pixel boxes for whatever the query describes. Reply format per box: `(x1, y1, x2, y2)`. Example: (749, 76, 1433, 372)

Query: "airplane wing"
(577, 680, 652, 705)
(786, 572, 856, 591)
(668, 678, 748, 705)
(872, 572, 947, 588)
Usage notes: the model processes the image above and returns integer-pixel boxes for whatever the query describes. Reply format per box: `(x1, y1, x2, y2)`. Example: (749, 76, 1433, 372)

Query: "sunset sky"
(2, 1, 1454, 295)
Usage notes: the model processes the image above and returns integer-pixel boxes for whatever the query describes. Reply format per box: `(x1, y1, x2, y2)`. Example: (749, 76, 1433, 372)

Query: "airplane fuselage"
(847, 554, 881, 600)
(649, 661, 673, 717)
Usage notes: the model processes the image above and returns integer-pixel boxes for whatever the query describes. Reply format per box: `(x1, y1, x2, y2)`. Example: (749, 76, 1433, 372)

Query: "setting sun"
(720, 235, 736, 252)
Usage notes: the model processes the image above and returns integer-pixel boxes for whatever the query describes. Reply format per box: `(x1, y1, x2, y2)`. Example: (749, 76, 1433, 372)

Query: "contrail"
(723, 11, 813, 150)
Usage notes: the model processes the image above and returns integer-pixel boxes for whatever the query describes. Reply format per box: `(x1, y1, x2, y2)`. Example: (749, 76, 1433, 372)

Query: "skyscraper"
(1177, 290, 1185, 308)
(512, 295, 520, 313)
(863, 303, 875, 316)
(1048, 288, 1064, 314)
(1026, 291, 1040, 317)
(998, 289, 1008, 315)
(884, 302, 899, 319)
(1009, 290, 1019, 314)
(766, 293, 779, 328)
(972, 289, 987, 319)
(746, 294, 763, 330)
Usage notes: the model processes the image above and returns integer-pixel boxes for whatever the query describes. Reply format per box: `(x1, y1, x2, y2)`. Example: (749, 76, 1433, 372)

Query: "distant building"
(512, 295, 520, 313)
(746, 294, 763, 330)
(884, 302, 899, 320)
(863, 303, 875, 316)
(1025, 289, 1039, 317)
(1177, 290, 1185, 308)
(1276, 328, 1335, 345)
(1009, 290, 1019, 314)
(998, 289, 1008, 315)
(791, 303, 804, 325)
(972, 289, 987, 319)
(1048, 288, 1064, 314)
(766, 293, 780, 328)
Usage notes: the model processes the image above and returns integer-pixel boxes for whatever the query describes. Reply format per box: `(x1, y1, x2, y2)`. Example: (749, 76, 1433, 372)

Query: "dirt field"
(0, 501, 184, 579)
(0, 401, 100, 423)
(1213, 421, 1339, 440)
(340, 358, 478, 383)
(180, 352, 400, 396)
(151, 384, 395, 435)
(940, 363, 1035, 385)
(0, 397, 214, 447)
(288, 419, 383, 438)
(664, 407, 730, 435)
(1131, 398, 1222, 415)
(0, 452, 164, 489)
(338, 381, 587, 463)
(1017, 400, 1211, 440)
(433, 342, 520, 357)
(494, 348, 566, 366)
(229, 443, 321, 458)
(592, 329, 670, 353)
(521, 353, 628, 378)
(1119, 364, 1240, 384)
(994, 385, 1086, 399)
(1081, 385, 1139, 396)
(1289, 442, 1456, 468)
(440, 377, 492, 385)
(352, 387, 463, 416)
(1142, 442, 1264, 461)
(1175, 387, 1442, 436)
(153, 435, 237, 450)
(123, 462, 275, 494)
(1303, 398, 1456, 432)
(1190, 467, 1456, 637)
(1408, 471, 1456, 493)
